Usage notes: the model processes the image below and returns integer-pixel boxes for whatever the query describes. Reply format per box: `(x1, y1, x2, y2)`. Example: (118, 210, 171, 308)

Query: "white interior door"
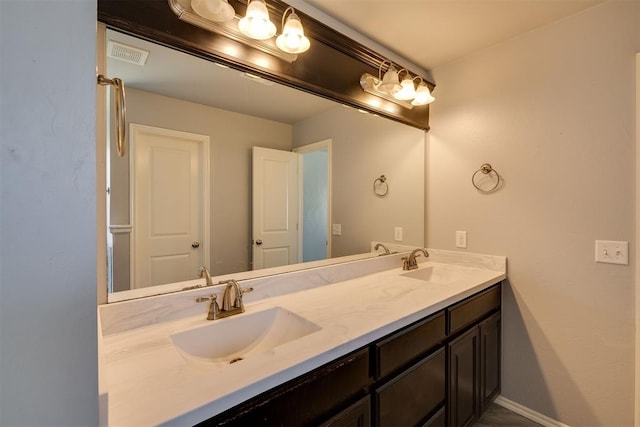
(252, 146, 299, 270)
(131, 124, 210, 288)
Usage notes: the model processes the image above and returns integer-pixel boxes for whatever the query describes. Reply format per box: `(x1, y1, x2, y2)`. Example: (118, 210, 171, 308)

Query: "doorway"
(295, 139, 332, 262)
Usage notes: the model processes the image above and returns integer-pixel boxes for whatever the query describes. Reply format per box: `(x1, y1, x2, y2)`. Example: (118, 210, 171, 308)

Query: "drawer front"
(422, 406, 445, 427)
(375, 311, 445, 379)
(320, 395, 371, 427)
(375, 347, 445, 427)
(447, 284, 501, 336)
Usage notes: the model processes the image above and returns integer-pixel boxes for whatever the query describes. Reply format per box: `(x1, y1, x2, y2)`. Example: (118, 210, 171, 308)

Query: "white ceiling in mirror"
(106, 30, 337, 124)
(304, 0, 605, 70)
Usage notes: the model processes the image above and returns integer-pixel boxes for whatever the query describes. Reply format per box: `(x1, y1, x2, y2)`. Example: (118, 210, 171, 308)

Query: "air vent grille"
(107, 40, 149, 66)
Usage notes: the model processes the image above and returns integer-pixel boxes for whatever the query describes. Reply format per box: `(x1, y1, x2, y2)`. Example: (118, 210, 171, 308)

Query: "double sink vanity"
(98, 249, 506, 426)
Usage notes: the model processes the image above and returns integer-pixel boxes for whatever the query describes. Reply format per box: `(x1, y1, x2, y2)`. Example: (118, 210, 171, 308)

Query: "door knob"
(255, 239, 263, 246)
(191, 241, 200, 249)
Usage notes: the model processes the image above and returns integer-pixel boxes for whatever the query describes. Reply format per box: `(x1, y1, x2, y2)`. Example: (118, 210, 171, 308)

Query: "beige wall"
(428, 1, 639, 424)
(0, 1, 98, 424)
(293, 107, 425, 256)
(120, 88, 292, 277)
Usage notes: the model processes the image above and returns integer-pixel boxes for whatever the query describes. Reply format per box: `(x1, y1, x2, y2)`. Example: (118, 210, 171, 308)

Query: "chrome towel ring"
(97, 74, 127, 157)
(373, 175, 389, 197)
(472, 163, 501, 193)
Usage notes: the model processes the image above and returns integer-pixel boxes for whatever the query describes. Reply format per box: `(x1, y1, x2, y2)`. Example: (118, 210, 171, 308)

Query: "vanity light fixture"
(359, 59, 435, 109)
(275, 7, 310, 54)
(238, 0, 277, 40)
(190, 0, 235, 22)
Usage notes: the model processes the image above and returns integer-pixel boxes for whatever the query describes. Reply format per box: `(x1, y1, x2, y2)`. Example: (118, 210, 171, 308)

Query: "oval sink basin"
(170, 307, 320, 363)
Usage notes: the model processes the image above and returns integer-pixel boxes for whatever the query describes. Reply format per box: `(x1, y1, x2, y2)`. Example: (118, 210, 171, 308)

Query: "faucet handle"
(196, 293, 217, 303)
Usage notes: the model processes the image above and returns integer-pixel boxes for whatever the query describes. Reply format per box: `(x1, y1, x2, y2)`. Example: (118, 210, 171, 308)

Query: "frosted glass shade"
(238, 0, 276, 40)
(276, 12, 310, 53)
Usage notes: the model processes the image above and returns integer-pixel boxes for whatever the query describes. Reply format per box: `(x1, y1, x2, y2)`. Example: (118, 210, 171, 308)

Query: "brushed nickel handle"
(255, 239, 262, 246)
(191, 241, 200, 248)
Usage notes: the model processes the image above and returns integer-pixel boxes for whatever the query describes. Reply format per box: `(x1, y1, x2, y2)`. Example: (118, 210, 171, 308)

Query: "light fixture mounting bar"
(172, 0, 298, 63)
(359, 73, 414, 109)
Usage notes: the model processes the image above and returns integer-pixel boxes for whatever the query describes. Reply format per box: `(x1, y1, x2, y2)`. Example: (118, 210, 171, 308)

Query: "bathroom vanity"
(98, 250, 506, 426)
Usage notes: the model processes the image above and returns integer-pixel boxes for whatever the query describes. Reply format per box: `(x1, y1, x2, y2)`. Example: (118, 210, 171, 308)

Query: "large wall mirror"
(101, 2, 426, 302)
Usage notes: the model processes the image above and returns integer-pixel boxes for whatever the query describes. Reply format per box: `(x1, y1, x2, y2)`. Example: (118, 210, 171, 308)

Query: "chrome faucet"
(374, 242, 391, 255)
(199, 266, 213, 286)
(196, 279, 253, 321)
(401, 248, 429, 270)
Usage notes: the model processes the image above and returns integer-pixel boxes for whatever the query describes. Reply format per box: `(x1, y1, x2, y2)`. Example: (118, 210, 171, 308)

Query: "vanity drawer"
(375, 347, 445, 427)
(447, 284, 501, 336)
(375, 311, 445, 379)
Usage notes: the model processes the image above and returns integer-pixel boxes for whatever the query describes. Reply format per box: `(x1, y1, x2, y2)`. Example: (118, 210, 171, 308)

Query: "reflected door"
(131, 124, 210, 288)
(252, 147, 299, 270)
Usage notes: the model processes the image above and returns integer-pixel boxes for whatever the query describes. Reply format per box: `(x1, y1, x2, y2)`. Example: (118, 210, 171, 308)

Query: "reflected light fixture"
(190, 0, 235, 22)
(393, 70, 416, 101)
(412, 79, 435, 106)
(276, 7, 310, 54)
(238, 0, 277, 40)
(360, 59, 435, 109)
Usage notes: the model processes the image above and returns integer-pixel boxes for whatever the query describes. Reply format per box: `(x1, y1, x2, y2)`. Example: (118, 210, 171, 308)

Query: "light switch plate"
(394, 227, 403, 242)
(332, 224, 342, 236)
(595, 240, 628, 265)
(456, 231, 468, 249)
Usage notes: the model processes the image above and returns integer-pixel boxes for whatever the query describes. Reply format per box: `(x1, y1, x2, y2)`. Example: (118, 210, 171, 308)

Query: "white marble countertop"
(99, 250, 506, 426)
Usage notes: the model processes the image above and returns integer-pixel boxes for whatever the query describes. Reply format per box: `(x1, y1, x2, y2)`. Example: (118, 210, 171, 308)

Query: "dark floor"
(473, 403, 544, 427)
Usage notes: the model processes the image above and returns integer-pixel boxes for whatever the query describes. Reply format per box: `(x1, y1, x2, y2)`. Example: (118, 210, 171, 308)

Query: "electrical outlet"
(595, 240, 628, 265)
(456, 231, 468, 249)
(394, 227, 403, 242)
(332, 224, 342, 236)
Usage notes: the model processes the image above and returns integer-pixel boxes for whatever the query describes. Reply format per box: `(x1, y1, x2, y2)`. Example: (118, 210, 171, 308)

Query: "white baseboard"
(494, 396, 571, 427)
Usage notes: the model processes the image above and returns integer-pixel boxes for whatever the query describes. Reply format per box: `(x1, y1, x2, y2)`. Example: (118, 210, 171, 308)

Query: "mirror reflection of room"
(105, 30, 425, 295)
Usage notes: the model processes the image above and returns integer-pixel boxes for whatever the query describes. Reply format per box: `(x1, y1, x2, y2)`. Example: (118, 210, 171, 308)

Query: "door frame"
(129, 123, 210, 288)
(293, 139, 332, 261)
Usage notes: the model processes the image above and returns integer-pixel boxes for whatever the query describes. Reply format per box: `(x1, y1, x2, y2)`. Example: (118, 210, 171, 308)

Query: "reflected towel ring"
(472, 163, 501, 193)
(373, 175, 389, 197)
(97, 74, 127, 157)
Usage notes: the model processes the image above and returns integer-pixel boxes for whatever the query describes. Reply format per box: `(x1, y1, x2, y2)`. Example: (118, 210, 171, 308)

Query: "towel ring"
(373, 175, 389, 197)
(472, 163, 501, 193)
(97, 74, 127, 157)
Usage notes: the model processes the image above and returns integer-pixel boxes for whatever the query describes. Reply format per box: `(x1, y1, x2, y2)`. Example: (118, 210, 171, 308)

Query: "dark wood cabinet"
(201, 348, 371, 426)
(479, 312, 501, 411)
(446, 285, 502, 427)
(202, 283, 501, 427)
(375, 347, 445, 427)
(320, 396, 371, 427)
(447, 326, 480, 427)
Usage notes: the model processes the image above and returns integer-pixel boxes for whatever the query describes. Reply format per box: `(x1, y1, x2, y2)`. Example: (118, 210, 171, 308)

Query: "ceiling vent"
(107, 40, 149, 66)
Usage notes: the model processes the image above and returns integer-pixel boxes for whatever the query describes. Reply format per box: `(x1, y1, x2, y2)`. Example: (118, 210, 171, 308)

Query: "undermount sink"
(401, 264, 479, 283)
(170, 307, 320, 364)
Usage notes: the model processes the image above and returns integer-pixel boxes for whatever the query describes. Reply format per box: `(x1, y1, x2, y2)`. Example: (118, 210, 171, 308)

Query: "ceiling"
(306, 0, 605, 70)
(106, 0, 605, 124)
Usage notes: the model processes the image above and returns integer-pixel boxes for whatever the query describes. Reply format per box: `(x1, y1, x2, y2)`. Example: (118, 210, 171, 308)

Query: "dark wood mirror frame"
(97, 0, 432, 130)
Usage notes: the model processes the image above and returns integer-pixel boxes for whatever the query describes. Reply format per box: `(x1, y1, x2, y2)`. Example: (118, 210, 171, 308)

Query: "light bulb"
(393, 74, 416, 100)
(238, 0, 276, 40)
(276, 10, 310, 53)
(412, 82, 435, 105)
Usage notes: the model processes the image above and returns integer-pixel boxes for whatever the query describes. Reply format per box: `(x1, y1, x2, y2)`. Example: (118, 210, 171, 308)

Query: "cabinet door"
(320, 396, 371, 427)
(376, 347, 445, 427)
(479, 312, 501, 411)
(447, 327, 479, 427)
